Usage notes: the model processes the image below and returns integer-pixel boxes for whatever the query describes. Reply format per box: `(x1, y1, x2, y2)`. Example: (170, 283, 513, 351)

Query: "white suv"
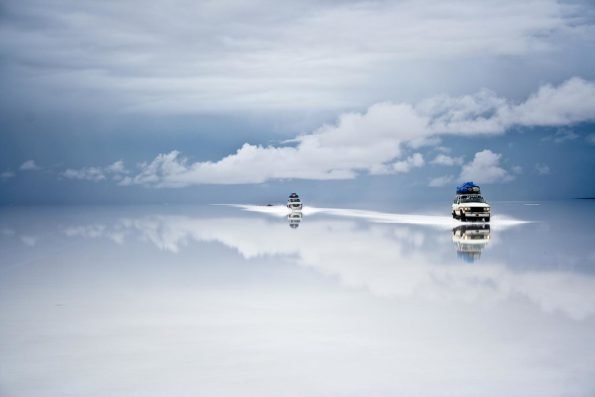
(452, 194, 490, 222)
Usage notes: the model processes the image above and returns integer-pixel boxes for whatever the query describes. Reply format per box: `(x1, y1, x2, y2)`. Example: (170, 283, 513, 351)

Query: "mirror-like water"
(1, 201, 594, 396)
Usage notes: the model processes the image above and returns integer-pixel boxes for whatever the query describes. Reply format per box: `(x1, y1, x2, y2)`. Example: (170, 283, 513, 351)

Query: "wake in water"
(219, 204, 530, 230)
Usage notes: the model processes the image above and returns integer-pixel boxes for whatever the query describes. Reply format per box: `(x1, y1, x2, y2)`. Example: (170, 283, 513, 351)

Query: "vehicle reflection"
(452, 224, 491, 263)
(288, 211, 302, 229)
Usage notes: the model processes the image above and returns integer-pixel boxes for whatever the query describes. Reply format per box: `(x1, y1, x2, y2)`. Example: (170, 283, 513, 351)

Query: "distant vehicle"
(287, 193, 303, 211)
(452, 224, 491, 263)
(452, 182, 490, 222)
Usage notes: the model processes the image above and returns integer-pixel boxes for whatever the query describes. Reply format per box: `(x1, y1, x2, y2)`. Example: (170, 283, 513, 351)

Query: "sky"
(1, 0, 595, 205)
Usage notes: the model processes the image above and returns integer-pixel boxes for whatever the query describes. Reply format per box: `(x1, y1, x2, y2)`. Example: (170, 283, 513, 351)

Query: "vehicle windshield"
(460, 196, 485, 203)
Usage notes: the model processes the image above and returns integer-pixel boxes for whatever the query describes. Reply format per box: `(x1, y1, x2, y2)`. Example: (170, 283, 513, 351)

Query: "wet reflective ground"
(1, 201, 594, 396)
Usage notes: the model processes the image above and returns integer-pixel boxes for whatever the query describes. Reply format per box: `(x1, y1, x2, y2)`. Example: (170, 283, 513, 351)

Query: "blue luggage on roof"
(456, 181, 481, 194)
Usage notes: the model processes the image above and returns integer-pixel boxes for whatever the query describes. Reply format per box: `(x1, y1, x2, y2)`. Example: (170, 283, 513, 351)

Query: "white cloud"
(419, 89, 510, 134)
(429, 175, 454, 187)
(459, 150, 514, 184)
(542, 128, 579, 143)
(512, 78, 595, 126)
(2, 0, 594, 113)
(19, 160, 39, 171)
(1, 171, 15, 180)
(63, 167, 106, 182)
(74, 78, 595, 187)
(423, 77, 595, 135)
(392, 153, 425, 173)
(64, 212, 595, 321)
(536, 163, 551, 175)
(435, 146, 452, 153)
(49, 79, 595, 187)
(431, 154, 463, 166)
(63, 161, 128, 182)
(123, 103, 429, 186)
(105, 160, 126, 174)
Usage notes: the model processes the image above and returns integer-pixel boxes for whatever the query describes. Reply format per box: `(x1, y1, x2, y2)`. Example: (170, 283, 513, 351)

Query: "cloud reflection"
(2, 205, 595, 396)
(61, 209, 595, 320)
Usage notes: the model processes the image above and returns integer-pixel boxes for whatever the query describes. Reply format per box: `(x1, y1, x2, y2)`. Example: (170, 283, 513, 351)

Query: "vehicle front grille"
(470, 207, 486, 213)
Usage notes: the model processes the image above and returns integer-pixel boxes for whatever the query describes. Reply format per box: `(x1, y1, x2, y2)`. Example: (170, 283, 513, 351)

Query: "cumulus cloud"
(536, 163, 551, 175)
(392, 153, 425, 173)
(431, 154, 463, 166)
(105, 160, 126, 174)
(459, 150, 514, 184)
(422, 78, 595, 135)
(512, 79, 595, 126)
(19, 160, 40, 171)
(121, 102, 429, 186)
(63, 161, 128, 182)
(112, 78, 595, 187)
(418, 89, 510, 134)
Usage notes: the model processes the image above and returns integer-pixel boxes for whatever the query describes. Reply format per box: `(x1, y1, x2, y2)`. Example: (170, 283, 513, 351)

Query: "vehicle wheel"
(460, 213, 466, 222)
(452, 211, 456, 219)
(486, 216, 490, 222)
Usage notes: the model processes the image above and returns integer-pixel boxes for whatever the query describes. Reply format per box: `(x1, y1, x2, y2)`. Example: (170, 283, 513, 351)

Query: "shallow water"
(1, 201, 594, 396)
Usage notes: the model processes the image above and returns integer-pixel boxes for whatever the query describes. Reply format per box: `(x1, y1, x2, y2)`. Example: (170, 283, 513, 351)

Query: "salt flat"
(0, 201, 594, 397)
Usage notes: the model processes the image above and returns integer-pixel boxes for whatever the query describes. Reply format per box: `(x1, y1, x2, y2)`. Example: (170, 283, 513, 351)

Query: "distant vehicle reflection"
(452, 224, 491, 263)
(288, 211, 303, 229)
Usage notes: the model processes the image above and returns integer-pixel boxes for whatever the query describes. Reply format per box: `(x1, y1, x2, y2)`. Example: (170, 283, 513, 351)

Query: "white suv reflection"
(452, 224, 491, 263)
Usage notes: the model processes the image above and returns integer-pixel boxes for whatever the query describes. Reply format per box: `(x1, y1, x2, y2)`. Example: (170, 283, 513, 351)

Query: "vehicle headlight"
(485, 207, 490, 211)
(463, 207, 471, 211)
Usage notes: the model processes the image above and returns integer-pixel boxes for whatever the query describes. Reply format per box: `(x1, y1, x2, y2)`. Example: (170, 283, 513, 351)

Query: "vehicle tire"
(452, 211, 456, 219)
(486, 216, 490, 222)
(460, 213, 466, 222)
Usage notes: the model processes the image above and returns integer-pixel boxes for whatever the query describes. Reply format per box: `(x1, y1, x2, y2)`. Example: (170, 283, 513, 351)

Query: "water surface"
(1, 201, 594, 396)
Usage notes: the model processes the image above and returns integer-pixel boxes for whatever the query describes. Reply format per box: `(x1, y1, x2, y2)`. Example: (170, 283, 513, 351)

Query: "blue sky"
(1, 0, 594, 205)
